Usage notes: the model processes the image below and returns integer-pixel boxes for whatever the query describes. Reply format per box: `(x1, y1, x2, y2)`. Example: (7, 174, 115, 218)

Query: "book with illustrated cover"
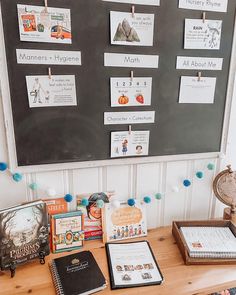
(44, 198, 69, 216)
(49, 251, 107, 295)
(106, 241, 163, 290)
(51, 211, 84, 253)
(77, 192, 112, 240)
(0, 200, 50, 271)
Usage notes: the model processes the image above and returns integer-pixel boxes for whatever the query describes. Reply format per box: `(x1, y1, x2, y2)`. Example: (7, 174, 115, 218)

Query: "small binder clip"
(48, 67, 52, 79)
(131, 71, 134, 82)
(202, 12, 206, 23)
(198, 72, 202, 82)
(129, 125, 132, 135)
(131, 5, 135, 18)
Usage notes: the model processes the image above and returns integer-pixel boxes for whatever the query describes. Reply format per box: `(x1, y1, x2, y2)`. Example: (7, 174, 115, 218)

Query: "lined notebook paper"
(180, 227, 236, 258)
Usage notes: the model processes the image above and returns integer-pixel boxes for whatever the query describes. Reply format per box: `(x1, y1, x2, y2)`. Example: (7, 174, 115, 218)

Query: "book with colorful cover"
(51, 211, 84, 253)
(0, 200, 50, 271)
(77, 192, 113, 240)
(44, 198, 69, 216)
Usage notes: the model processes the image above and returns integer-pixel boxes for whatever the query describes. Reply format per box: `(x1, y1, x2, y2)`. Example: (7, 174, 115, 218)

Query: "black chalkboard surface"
(1, 0, 235, 166)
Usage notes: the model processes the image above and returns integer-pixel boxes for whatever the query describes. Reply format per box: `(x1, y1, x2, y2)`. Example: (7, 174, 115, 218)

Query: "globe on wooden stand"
(213, 165, 236, 224)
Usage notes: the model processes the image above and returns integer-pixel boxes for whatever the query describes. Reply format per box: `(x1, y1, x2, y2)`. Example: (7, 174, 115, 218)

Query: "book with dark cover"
(0, 200, 50, 270)
(49, 251, 107, 295)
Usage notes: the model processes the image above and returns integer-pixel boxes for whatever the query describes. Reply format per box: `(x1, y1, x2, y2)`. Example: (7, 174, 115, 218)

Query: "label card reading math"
(111, 78, 152, 107)
(104, 53, 159, 68)
(16, 49, 81, 65)
(179, 0, 228, 13)
(17, 4, 72, 44)
(104, 111, 155, 125)
(110, 11, 154, 46)
(26, 75, 77, 108)
(111, 131, 150, 158)
(185, 19, 222, 50)
(179, 76, 216, 104)
(103, 0, 160, 6)
(176, 56, 223, 70)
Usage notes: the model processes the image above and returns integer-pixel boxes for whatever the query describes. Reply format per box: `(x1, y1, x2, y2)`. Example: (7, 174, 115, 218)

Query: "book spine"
(49, 261, 65, 295)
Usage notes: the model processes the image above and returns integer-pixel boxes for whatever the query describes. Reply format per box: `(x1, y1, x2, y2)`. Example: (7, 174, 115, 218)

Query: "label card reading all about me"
(185, 19, 222, 50)
(176, 56, 223, 70)
(110, 11, 154, 46)
(17, 4, 72, 44)
(111, 131, 150, 158)
(111, 78, 152, 107)
(26, 75, 77, 108)
(179, 0, 228, 13)
(179, 76, 216, 104)
(103, 0, 160, 5)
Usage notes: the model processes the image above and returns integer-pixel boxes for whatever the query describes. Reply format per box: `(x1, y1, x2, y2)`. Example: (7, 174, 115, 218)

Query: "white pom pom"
(172, 186, 179, 193)
(46, 188, 56, 197)
(111, 200, 121, 209)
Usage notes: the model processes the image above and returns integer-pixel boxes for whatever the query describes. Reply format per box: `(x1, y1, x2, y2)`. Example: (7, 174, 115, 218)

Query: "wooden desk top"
(1, 226, 236, 295)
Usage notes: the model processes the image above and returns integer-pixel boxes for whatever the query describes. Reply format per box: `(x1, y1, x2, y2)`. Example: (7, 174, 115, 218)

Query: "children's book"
(77, 192, 113, 240)
(44, 198, 69, 216)
(0, 200, 50, 271)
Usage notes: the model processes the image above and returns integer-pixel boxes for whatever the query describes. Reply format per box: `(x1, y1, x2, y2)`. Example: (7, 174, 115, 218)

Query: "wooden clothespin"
(129, 125, 132, 135)
(130, 71, 134, 82)
(202, 12, 206, 23)
(48, 67, 52, 79)
(44, 0, 48, 12)
(131, 5, 135, 18)
(198, 72, 202, 82)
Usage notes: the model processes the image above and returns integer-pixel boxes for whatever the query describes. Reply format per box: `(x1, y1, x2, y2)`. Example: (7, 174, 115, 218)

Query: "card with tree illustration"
(110, 11, 155, 46)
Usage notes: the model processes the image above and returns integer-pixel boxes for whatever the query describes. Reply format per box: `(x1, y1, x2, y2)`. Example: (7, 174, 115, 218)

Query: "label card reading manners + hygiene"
(17, 4, 72, 44)
(185, 19, 222, 50)
(179, 0, 228, 13)
(103, 0, 160, 6)
(26, 75, 77, 108)
(111, 78, 152, 107)
(110, 11, 154, 46)
(179, 76, 216, 104)
(111, 131, 150, 158)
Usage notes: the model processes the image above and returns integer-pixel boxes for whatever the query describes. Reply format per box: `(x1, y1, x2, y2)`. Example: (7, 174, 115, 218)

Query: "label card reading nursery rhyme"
(111, 77, 152, 107)
(111, 131, 150, 158)
(103, 0, 160, 5)
(26, 75, 77, 108)
(104, 111, 155, 125)
(185, 19, 222, 50)
(176, 56, 223, 70)
(17, 4, 71, 44)
(179, 0, 228, 13)
(179, 76, 216, 104)
(110, 11, 154, 47)
(104, 53, 159, 68)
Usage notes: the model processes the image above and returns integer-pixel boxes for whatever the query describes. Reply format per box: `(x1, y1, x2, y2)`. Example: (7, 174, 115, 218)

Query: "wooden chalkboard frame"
(0, 1, 236, 173)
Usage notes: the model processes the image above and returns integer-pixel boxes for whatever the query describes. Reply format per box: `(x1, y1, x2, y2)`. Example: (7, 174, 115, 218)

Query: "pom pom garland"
(12, 173, 23, 182)
(64, 194, 73, 203)
(196, 171, 204, 179)
(143, 196, 152, 204)
(111, 200, 121, 209)
(81, 198, 89, 207)
(46, 188, 56, 197)
(29, 183, 38, 191)
(127, 198, 136, 207)
(155, 193, 162, 200)
(183, 179, 191, 187)
(96, 199, 105, 208)
(207, 163, 215, 171)
(0, 162, 8, 171)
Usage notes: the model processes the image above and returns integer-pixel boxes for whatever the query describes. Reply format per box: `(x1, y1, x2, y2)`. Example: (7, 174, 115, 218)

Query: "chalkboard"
(1, 0, 236, 166)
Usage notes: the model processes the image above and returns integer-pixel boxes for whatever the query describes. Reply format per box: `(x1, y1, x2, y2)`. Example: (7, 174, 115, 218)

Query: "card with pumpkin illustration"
(110, 77, 152, 107)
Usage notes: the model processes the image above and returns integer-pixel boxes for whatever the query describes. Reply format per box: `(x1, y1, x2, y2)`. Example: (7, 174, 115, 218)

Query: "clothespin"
(48, 67, 52, 79)
(198, 72, 202, 82)
(129, 125, 132, 135)
(131, 5, 135, 18)
(202, 12, 206, 23)
(44, 0, 48, 13)
(130, 71, 134, 82)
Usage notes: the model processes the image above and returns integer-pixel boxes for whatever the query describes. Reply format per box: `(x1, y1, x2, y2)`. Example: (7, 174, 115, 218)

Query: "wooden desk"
(1, 227, 236, 295)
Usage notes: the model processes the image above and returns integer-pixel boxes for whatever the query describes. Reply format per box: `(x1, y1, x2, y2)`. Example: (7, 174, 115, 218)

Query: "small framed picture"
(51, 211, 84, 253)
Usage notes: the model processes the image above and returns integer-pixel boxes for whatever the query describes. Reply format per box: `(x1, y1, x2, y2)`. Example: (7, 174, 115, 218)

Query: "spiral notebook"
(49, 251, 107, 295)
(180, 226, 236, 259)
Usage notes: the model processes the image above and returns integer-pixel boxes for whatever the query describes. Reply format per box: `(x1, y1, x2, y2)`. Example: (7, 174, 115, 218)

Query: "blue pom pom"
(127, 198, 136, 207)
(196, 171, 204, 179)
(207, 163, 215, 171)
(29, 183, 38, 191)
(183, 179, 191, 187)
(81, 198, 89, 207)
(143, 196, 152, 204)
(155, 193, 162, 200)
(96, 200, 105, 209)
(0, 162, 8, 172)
(64, 194, 73, 203)
(12, 173, 23, 182)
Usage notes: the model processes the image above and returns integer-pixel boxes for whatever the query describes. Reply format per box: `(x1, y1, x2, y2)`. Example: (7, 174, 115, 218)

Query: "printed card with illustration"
(26, 75, 77, 108)
(179, 76, 216, 104)
(102, 200, 147, 243)
(111, 78, 152, 107)
(17, 4, 72, 44)
(111, 131, 150, 158)
(110, 11, 154, 46)
(103, 0, 160, 5)
(184, 19, 222, 50)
